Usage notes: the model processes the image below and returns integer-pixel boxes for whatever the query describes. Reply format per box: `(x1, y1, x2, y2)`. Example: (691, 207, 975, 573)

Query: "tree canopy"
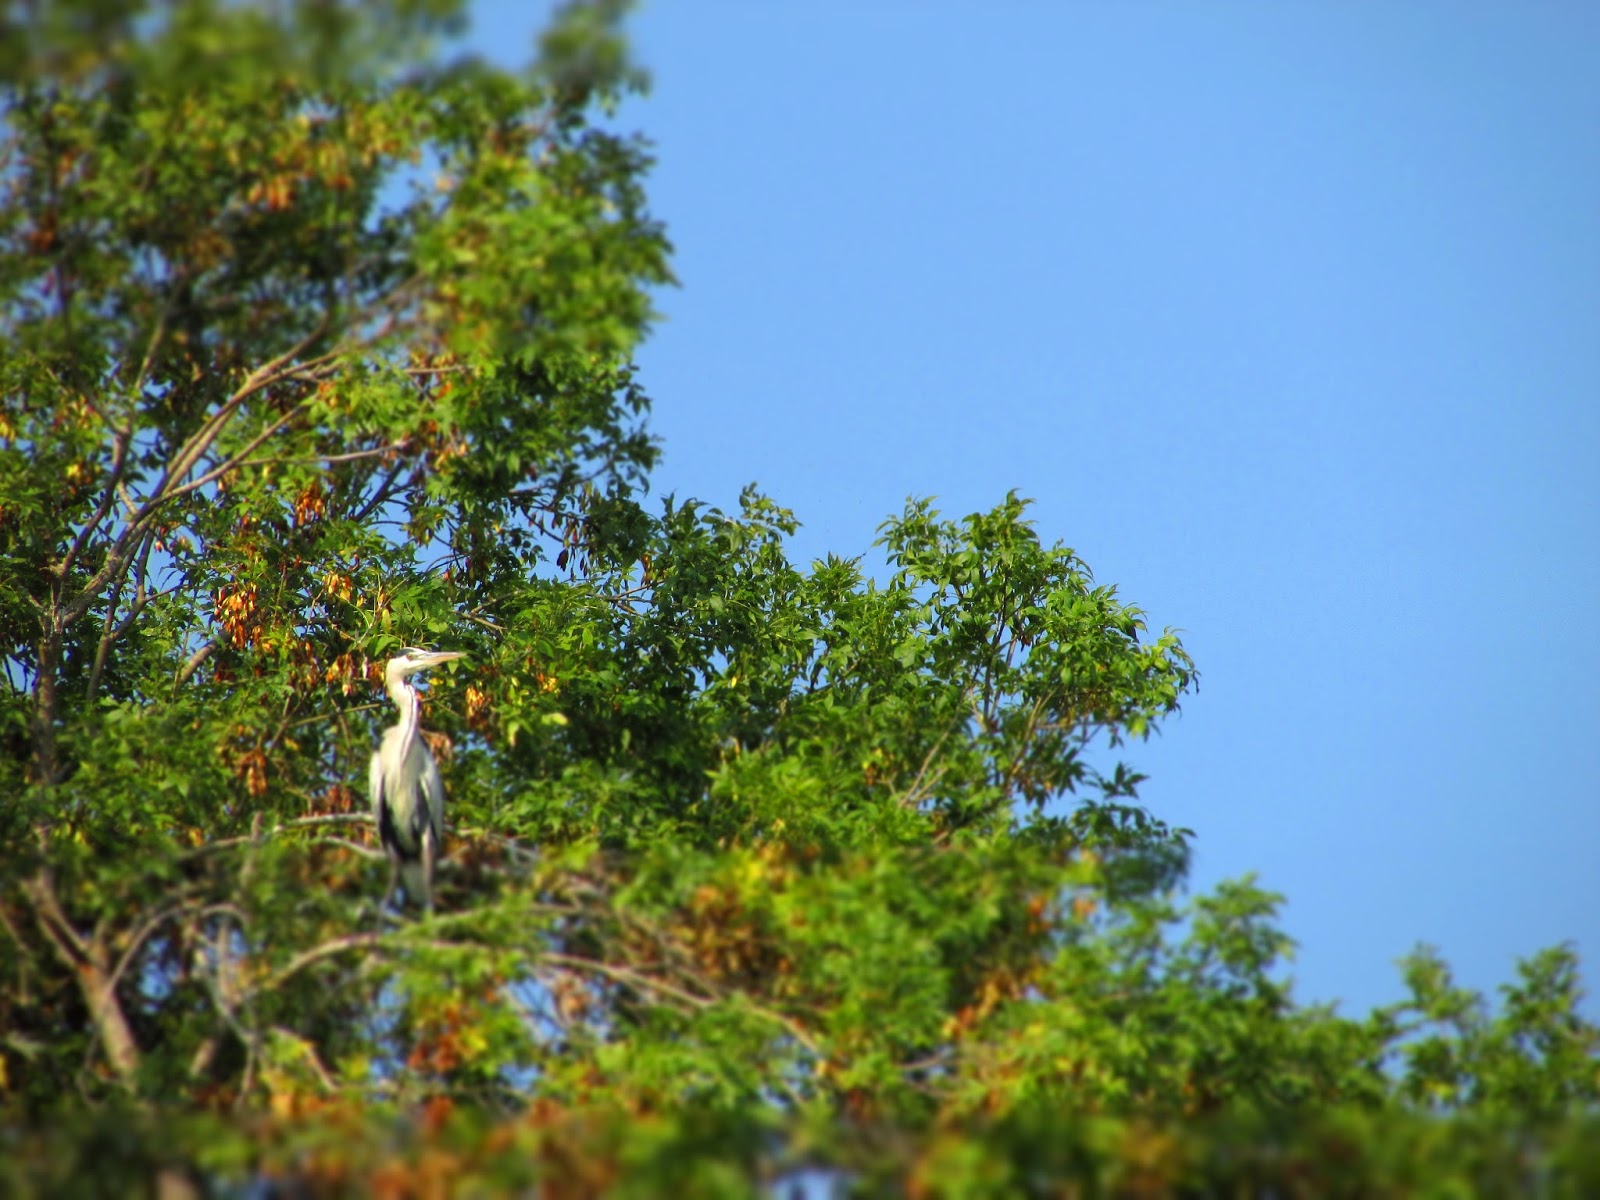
(2, 3, 1596, 1196)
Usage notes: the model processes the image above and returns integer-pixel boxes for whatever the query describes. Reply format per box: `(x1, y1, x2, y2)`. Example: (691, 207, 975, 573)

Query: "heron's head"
(385, 647, 466, 688)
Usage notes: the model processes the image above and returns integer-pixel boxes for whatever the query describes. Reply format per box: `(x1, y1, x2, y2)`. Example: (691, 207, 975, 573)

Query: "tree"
(3, 3, 1596, 1196)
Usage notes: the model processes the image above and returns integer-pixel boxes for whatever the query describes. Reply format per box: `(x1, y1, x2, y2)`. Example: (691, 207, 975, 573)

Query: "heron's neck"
(390, 677, 421, 752)
(385, 671, 411, 713)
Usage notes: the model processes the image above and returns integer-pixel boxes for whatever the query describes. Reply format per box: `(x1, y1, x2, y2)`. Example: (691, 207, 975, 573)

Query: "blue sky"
(472, 3, 1600, 1019)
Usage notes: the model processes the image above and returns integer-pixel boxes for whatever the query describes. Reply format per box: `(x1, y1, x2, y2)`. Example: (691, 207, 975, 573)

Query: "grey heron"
(370, 647, 464, 913)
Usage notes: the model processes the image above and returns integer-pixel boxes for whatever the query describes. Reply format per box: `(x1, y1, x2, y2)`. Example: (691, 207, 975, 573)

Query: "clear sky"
(470, 2, 1600, 1020)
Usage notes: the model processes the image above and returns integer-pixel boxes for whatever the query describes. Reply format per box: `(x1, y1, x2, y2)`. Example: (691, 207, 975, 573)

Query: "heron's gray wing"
(371, 732, 407, 856)
(369, 745, 385, 821)
(420, 746, 446, 844)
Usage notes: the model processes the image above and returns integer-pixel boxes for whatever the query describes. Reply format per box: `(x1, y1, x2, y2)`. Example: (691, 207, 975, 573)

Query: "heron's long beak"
(418, 651, 465, 668)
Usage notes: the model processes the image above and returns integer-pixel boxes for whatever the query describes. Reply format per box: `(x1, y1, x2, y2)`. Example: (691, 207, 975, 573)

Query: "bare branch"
(173, 640, 214, 692)
(0, 903, 36, 1001)
(270, 1025, 341, 1092)
(58, 421, 134, 582)
(350, 457, 410, 525)
(157, 312, 334, 497)
(265, 933, 383, 991)
(106, 900, 242, 997)
(899, 733, 950, 811)
(265, 931, 482, 992)
(22, 871, 142, 1088)
(131, 295, 172, 396)
(323, 837, 385, 860)
(157, 395, 315, 508)
(540, 951, 713, 1012)
(57, 313, 340, 626)
(540, 951, 824, 1058)
(85, 527, 162, 699)
(21, 871, 86, 966)
(288, 702, 386, 730)
(237, 438, 412, 470)
(283, 813, 375, 829)
(174, 812, 375, 862)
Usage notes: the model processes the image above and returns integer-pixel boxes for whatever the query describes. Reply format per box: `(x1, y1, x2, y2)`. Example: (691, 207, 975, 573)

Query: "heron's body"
(370, 648, 462, 913)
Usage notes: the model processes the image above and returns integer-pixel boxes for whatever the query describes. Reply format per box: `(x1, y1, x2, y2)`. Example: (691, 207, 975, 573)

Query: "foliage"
(1, 2, 1595, 1195)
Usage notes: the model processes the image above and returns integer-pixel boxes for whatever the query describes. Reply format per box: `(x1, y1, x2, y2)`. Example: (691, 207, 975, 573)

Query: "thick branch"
(30, 626, 61, 786)
(85, 526, 161, 700)
(58, 422, 134, 583)
(22, 872, 142, 1088)
(266, 932, 383, 991)
(172, 641, 214, 692)
(540, 950, 824, 1057)
(57, 317, 337, 628)
(264, 932, 476, 992)
(156, 314, 334, 499)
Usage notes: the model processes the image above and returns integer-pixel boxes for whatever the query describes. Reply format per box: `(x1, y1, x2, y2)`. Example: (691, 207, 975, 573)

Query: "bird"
(370, 647, 464, 913)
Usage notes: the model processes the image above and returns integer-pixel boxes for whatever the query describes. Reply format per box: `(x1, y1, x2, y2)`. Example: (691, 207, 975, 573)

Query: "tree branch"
(57, 315, 338, 627)
(157, 313, 334, 499)
(265, 933, 383, 991)
(85, 526, 162, 700)
(541, 951, 714, 1011)
(172, 640, 215, 692)
(22, 871, 143, 1089)
(540, 950, 824, 1058)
